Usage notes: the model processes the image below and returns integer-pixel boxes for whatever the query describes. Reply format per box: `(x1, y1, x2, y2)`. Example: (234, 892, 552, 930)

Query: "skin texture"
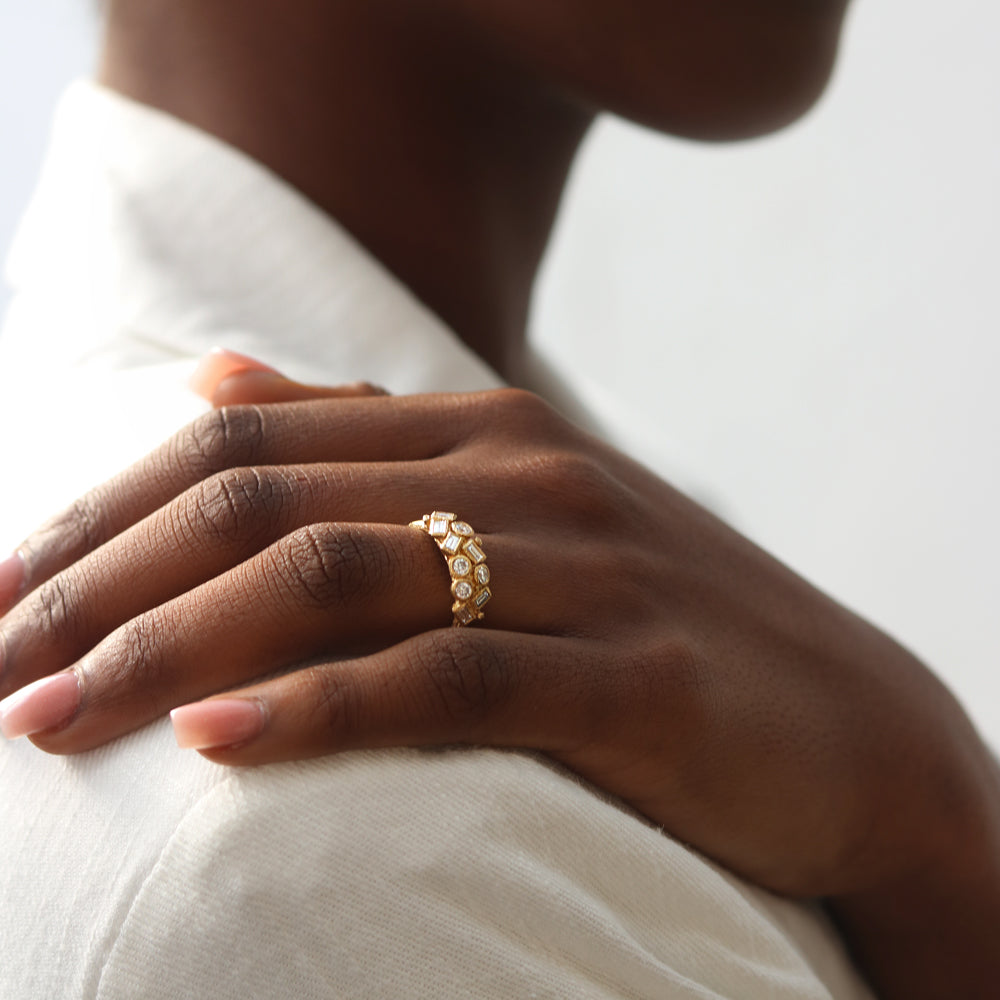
(99, 0, 847, 379)
(0, 384, 987, 895)
(3, 1, 999, 995)
(1, 375, 999, 996)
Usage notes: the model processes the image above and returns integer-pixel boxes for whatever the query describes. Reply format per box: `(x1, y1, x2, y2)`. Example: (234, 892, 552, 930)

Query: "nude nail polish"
(0, 672, 81, 740)
(0, 550, 25, 614)
(170, 699, 265, 750)
(189, 348, 281, 400)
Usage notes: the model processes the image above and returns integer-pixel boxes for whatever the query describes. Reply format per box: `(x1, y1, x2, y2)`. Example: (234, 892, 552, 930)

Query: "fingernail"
(0, 550, 25, 614)
(0, 671, 81, 741)
(189, 348, 282, 400)
(209, 369, 293, 405)
(171, 698, 265, 750)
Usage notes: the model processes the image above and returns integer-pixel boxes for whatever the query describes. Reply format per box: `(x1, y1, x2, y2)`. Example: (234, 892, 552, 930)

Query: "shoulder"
(87, 746, 870, 999)
(0, 719, 870, 999)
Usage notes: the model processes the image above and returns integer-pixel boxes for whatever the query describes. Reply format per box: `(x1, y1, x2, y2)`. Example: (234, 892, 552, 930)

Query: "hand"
(1, 354, 997, 995)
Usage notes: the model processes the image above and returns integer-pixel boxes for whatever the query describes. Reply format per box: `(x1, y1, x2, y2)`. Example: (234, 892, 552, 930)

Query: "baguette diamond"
(428, 513, 454, 537)
(410, 512, 492, 627)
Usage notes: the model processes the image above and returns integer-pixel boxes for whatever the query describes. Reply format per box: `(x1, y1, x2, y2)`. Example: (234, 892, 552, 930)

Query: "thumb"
(189, 348, 389, 406)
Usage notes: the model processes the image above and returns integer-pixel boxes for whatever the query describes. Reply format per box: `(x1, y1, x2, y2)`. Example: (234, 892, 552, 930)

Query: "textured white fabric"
(0, 82, 874, 999)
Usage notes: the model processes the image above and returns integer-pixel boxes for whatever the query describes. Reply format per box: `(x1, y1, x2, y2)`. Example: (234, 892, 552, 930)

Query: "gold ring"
(409, 511, 492, 627)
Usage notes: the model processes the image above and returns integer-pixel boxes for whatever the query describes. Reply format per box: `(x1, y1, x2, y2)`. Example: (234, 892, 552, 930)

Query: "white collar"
(1, 80, 690, 529)
(3, 80, 504, 394)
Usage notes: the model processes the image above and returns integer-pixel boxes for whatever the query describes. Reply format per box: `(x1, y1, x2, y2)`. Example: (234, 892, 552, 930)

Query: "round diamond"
(451, 556, 471, 577)
(452, 521, 474, 536)
(454, 580, 473, 601)
(475, 565, 490, 585)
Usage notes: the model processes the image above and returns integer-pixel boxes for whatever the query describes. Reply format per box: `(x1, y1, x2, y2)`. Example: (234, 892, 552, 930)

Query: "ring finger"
(0, 460, 519, 690)
(4, 516, 557, 753)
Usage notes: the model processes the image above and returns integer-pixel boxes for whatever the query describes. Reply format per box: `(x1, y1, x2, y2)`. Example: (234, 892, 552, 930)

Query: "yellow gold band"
(409, 511, 492, 627)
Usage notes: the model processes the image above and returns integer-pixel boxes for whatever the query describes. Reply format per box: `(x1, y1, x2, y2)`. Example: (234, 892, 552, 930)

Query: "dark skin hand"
(4, 0, 999, 995)
(1, 366, 998, 999)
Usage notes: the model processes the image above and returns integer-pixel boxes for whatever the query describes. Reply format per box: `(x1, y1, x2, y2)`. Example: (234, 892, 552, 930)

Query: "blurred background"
(2, 1, 998, 743)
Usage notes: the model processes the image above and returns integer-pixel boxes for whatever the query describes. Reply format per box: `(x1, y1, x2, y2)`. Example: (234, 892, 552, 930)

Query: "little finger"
(170, 630, 599, 765)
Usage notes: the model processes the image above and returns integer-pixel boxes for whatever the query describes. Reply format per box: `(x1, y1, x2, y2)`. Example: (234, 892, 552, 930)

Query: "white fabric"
(0, 82, 873, 999)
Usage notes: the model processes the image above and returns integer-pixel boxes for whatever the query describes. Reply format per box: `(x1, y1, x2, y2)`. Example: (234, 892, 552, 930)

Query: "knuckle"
(65, 493, 106, 552)
(526, 450, 622, 523)
(32, 574, 82, 641)
(487, 387, 558, 432)
(576, 641, 709, 761)
(411, 631, 510, 729)
(541, 449, 603, 492)
(28, 492, 107, 566)
(495, 386, 551, 415)
(100, 611, 170, 702)
(187, 467, 289, 544)
(175, 405, 267, 479)
(661, 639, 710, 694)
(276, 524, 387, 612)
(299, 665, 357, 742)
(451, 388, 564, 446)
(644, 639, 712, 723)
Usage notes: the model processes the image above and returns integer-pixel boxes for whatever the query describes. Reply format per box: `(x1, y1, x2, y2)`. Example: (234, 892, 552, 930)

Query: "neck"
(98, 0, 592, 380)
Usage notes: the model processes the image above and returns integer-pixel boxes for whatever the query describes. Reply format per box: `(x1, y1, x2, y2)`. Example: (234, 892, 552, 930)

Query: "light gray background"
(2, 2, 998, 743)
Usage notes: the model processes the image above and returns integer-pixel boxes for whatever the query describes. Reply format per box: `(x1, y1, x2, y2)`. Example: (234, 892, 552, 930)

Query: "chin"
(608, 8, 848, 141)
(477, 0, 851, 143)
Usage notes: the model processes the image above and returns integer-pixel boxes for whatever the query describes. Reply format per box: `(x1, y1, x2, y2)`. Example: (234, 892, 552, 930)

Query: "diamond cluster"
(412, 510, 493, 627)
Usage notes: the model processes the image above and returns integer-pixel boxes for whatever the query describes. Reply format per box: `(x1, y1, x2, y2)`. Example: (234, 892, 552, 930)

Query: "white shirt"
(0, 82, 872, 1000)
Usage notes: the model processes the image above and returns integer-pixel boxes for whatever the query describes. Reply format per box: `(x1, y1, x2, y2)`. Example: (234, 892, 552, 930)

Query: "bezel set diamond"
(441, 533, 463, 555)
(410, 511, 493, 627)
